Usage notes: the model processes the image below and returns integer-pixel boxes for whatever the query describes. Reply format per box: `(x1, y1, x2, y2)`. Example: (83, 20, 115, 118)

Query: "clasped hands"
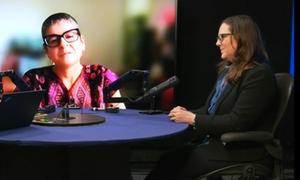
(168, 106, 196, 126)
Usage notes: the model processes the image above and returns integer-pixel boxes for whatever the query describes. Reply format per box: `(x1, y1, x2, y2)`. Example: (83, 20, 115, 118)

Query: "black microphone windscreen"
(134, 76, 179, 103)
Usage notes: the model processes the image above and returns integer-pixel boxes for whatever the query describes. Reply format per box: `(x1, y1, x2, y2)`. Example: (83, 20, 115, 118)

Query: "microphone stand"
(139, 95, 163, 114)
(56, 103, 75, 121)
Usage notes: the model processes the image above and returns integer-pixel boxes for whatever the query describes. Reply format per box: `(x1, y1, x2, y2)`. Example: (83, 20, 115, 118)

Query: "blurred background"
(0, 0, 176, 110)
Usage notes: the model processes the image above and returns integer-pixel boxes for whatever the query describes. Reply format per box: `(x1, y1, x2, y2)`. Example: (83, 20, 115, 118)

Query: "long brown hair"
(218, 15, 269, 83)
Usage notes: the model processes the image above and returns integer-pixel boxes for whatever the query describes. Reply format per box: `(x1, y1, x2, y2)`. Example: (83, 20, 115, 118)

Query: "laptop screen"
(0, 90, 45, 131)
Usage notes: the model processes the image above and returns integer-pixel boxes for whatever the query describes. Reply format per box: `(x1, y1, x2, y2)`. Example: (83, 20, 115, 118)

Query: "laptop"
(0, 90, 45, 131)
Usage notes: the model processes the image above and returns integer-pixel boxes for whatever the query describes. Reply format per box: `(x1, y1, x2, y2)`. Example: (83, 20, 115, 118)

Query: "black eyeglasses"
(216, 33, 232, 42)
(43, 28, 81, 48)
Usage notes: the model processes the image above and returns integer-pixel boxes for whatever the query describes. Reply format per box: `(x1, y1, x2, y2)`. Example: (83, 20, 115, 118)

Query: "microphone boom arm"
(103, 69, 149, 103)
(103, 70, 179, 105)
(0, 69, 31, 96)
(134, 76, 179, 103)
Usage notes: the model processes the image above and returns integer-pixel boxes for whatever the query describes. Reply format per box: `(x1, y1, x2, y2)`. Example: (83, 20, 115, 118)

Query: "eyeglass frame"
(216, 33, 232, 42)
(43, 28, 81, 48)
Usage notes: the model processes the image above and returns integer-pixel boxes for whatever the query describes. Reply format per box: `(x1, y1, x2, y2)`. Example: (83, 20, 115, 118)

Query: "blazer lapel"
(214, 83, 234, 110)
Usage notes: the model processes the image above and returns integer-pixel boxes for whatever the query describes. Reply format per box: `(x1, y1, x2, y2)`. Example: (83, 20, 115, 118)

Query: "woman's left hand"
(168, 106, 196, 125)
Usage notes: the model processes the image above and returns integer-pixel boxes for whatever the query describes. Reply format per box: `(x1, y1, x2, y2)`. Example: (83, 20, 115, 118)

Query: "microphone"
(134, 76, 179, 103)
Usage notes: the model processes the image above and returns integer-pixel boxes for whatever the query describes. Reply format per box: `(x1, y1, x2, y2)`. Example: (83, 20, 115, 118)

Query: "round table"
(0, 109, 189, 180)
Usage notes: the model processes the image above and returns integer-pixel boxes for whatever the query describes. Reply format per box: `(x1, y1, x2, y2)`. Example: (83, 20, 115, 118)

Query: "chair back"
(271, 73, 294, 134)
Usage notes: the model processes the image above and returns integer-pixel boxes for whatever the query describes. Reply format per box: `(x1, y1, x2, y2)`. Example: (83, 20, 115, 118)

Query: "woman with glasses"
(145, 15, 277, 180)
(22, 12, 125, 109)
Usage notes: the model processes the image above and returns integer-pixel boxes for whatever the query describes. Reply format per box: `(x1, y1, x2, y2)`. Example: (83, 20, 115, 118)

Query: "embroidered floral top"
(22, 64, 118, 108)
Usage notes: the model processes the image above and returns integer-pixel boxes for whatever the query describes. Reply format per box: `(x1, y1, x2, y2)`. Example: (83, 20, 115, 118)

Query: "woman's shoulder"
(246, 62, 273, 76)
(242, 62, 275, 83)
(83, 64, 112, 73)
(83, 64, 118, 80)
(24, 65, 54, 76)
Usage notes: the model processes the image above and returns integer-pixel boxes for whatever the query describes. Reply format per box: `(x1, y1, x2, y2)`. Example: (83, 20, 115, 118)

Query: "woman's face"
(44, 19, 85, 68)
(216, 23, 237, 61)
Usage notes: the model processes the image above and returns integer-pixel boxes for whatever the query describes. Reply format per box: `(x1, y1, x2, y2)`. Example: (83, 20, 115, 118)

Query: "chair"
(195, 73, 294, 180)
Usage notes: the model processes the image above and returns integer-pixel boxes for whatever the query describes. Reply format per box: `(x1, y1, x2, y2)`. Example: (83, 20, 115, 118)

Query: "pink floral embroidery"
(90, 72, 96, 80)
(22, 64, 118, 108)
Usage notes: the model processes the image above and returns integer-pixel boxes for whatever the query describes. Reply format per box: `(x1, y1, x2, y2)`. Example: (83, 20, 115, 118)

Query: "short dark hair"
(41, 12, 78, 38)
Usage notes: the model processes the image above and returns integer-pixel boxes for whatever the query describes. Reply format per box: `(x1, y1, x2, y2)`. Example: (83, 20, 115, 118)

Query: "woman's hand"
(168, 106, 196, 125)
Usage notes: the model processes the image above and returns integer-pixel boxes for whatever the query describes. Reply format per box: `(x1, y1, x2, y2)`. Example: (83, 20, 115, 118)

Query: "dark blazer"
(186, 63, 278, 163)
(144, 63, 278, 180)
(192, 63, 277, 137)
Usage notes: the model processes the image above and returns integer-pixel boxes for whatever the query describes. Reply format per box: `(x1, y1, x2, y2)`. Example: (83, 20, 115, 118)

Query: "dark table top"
(0, 109, 189, 146)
